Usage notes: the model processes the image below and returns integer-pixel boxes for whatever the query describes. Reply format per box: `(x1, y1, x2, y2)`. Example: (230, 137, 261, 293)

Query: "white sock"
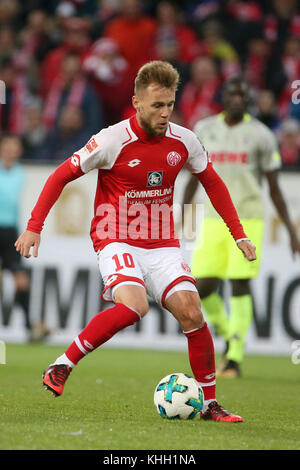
(202, 398, 216, 413)
(54, 353, 75, 368)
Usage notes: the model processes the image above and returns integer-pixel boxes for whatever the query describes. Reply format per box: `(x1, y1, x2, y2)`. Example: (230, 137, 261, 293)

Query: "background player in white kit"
(183, 76, 300, 378)
(15, 61, 256, 422)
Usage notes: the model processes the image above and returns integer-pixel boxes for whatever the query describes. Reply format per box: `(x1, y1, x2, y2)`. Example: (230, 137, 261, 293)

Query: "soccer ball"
(154, 373, 204, 420)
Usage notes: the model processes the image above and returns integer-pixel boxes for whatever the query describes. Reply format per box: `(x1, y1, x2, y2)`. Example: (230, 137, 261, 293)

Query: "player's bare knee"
(116, 299, 149, 318)
(196, 277, 219, 299)
(128, 300, 149, 318)
(181, 296, 205, 328)
(231, 279, 251, 296)
(114, 298, 148, 317)
(167, 292, 205, 330)
(14, 271, 30, 291)
(180, 306, 204, 331)
(113, 284, 149, 317)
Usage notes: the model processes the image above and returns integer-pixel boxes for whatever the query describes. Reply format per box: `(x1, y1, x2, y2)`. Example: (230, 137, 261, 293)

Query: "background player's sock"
(227, 294, 253, 363)
(56, 304, 140, 366)
(184, 323, 216, 403)
(202, 292, 229, 341)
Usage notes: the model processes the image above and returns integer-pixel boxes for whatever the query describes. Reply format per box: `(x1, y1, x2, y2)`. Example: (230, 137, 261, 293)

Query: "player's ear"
(132, 95, 139, 111)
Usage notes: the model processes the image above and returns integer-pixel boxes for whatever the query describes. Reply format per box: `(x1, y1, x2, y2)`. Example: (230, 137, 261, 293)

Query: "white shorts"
(97, 242, 197, 307)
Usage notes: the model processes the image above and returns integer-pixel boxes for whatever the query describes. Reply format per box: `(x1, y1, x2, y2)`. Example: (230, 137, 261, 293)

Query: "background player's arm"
(265, 170, 300, 257)
(15, 158, 84, 258)
(258, 123, 300, 258)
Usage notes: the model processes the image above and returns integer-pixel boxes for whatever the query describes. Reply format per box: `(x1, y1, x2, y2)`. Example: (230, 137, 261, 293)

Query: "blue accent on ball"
(158, 405, 180, 420)
(188, 410, 199, 419)
(185, 387, 204, 415)
(157, 374, 188, 403)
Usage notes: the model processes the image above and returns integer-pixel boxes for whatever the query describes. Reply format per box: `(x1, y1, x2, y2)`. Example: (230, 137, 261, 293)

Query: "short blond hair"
(134, 60, 180, 94)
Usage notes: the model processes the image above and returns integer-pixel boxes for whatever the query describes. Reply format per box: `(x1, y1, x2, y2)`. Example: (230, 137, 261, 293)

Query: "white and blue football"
(154, 373, 204, 420)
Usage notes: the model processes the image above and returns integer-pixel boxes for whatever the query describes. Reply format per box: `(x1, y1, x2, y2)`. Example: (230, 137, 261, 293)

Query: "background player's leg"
(196, 277, 230, 342)
(218, 220, 262, 377)
(219, 279, 252, 377)
(14, 271, 31, 331)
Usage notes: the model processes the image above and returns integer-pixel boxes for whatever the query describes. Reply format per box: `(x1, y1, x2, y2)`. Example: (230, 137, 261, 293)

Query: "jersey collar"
(218, 112, 251, 123)
(129, 114, 165, 143)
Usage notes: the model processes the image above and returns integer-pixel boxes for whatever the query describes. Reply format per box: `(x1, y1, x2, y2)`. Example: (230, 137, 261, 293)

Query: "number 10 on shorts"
(112, 253, 135, 271)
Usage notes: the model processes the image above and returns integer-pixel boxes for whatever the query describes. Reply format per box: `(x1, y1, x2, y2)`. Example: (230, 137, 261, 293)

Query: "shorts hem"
(161, 276, 196, 308)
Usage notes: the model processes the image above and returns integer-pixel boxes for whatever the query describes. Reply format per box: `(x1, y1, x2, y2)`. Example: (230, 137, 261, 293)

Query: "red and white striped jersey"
(71, 114, 208, 251)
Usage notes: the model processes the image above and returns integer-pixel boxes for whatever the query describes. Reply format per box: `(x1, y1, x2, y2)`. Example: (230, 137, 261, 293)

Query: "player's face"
(133, 83, 176, 136)
(222, 81, 250, 120)
(0, 138, 22, 169)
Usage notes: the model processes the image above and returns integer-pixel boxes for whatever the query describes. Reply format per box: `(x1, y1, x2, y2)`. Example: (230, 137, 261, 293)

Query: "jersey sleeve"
(26, 158, 84, 234)
(75, 127, 120, 174)
(195, 163, 247, 241)
(184, 130, 209, 174)
(257, 124, 282, 173)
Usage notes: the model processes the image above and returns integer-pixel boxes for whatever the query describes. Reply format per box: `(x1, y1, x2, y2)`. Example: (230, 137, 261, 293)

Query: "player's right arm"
(15, 155, 84, 258)
(15, 124, 126, 258)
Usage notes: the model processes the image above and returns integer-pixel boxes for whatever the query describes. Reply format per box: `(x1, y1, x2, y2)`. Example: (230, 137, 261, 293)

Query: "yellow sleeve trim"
(272, 151, 282, 162)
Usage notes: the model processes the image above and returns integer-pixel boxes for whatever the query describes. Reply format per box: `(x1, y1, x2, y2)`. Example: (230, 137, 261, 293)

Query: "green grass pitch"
(0, 343, 299, 450)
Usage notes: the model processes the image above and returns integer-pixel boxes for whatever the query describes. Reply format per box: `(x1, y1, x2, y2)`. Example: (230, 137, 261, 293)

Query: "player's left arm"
(265, 170, 300, 258)
(195, 163, 256, 261)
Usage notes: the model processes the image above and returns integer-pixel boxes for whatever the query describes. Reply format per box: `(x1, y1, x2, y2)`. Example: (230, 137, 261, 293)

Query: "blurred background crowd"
(0, 0, 299, 169)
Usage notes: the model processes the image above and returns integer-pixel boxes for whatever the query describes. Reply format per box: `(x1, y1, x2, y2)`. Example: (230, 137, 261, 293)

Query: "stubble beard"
(139, 115, 162, 137)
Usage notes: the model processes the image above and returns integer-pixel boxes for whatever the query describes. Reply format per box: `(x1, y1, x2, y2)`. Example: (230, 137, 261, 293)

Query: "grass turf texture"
(0, 343, 299, 451)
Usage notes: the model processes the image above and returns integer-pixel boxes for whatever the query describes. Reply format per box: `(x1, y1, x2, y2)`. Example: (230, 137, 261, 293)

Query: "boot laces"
(208, 401, 230, 417)
(52, 365, 70, 385)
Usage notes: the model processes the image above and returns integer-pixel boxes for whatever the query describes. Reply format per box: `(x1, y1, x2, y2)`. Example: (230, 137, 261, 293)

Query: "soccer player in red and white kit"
(15, 61, 256, 422)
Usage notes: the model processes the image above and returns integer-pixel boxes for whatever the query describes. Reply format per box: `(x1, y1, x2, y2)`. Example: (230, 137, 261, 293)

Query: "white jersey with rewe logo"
(193, 113, 282, 219)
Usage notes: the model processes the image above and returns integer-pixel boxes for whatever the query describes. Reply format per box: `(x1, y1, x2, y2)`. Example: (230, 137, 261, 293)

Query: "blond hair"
(134, 60, 180, 94)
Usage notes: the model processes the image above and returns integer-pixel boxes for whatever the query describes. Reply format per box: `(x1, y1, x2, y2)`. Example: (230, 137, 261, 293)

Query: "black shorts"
(0, 227, 22, 272)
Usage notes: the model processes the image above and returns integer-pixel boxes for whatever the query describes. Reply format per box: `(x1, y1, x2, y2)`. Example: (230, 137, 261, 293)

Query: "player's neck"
(224, 114, 244, 127)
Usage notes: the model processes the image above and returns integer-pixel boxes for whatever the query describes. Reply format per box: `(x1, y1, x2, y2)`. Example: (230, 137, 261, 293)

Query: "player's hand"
(237, 239, 256, 261)
(14, 230, 40, 259)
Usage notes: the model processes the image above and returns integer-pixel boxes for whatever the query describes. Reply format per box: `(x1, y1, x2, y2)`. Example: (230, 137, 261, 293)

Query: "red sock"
(65, 303, 140, 365)
(184, 323, 216, 401)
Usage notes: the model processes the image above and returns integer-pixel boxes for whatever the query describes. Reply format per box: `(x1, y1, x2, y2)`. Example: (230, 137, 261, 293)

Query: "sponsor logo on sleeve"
(85, 137, 98, 154)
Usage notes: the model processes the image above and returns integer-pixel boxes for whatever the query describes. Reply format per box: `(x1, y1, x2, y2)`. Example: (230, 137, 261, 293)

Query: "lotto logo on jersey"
(167, 151, 181, 166)
(105, 274, 119, 286)
(128, 159, 141, 167)
(147, 171, 163, 187)
(85, 137, 98, 154)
